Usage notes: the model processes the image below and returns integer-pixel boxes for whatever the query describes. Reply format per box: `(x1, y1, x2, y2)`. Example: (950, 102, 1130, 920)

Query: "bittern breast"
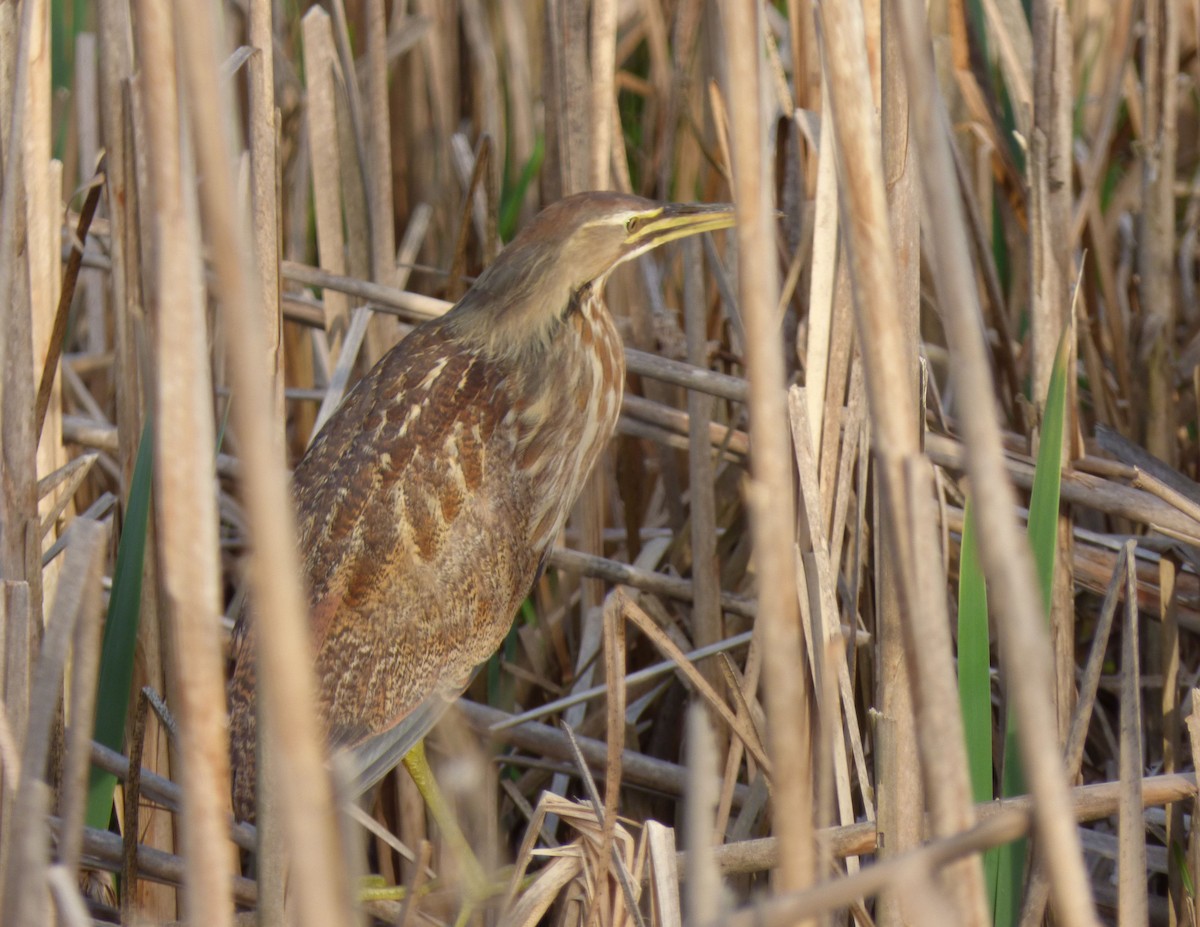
(513, 282, 626, 555)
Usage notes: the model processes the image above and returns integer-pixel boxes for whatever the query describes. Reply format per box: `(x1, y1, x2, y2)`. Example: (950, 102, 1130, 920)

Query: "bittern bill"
(228, 192, 736, 828)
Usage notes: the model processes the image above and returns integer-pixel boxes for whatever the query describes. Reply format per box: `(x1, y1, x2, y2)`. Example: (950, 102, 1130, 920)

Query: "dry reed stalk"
(597, 591, 626, 926)
(819, 0, 987, 920)
(246, 3, 286, 919)
(0, 521, 104, 927)
(1, 584, 32, 848)
(589, 0, 616, 190)
(173, 4, 352, 926)
(326, 1, 372, 295)
(54, 524, 105, 882)
(893, 4, 1099, 924)
(46, 862, 91, 926)
(699, 771, 1199, 926)
(683, 237, 724, 708)
(1159, 555, 1185, 922)
(721, 0, 811, 901)
(684, 703, 725, 923)
(1070, 0, 1135, 245)
(1031, 0, 1079, 757)
(788, 390, 863, 843)
(362, 0, 400, 360)
(95, 11, 175, 904)
(644, 820, 681, 927)
(1139, 0, 1181, 464)
(876, 11, 922, 918)
(247, 0, 282, 424)
(73, 33, 105, 358)
(927, 432, 1200, 540)
(135, 2, 235, 923)
(902, 459, 989, 923)
(804, 85, 837, 459)
(0, 0, 46, 905)
(0, 0, 44, 626)
(980, 0, 1032, 135)
(1186, 693, 1200, 923)
(1021, 541, 1129, 924)
(22, 0, 56, 461)
(303, 7, 351, 363)
(123, 74, 177, 918)
(1118, 543, 1148, 923)
(618, 590, 769, 773)
(96, 0, 143, 484)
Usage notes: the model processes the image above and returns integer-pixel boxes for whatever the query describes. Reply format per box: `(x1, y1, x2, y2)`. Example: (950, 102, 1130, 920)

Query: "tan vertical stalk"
(125, 75, 177, 919)
(816, 0, 915, 864)
(364, 0, 398, 363)
(95, 24, 174, 904)
(875, 5, 922, 922)
(1030, 0, 1077, 750)
(248, 0, 281, 421)
(303, 7, 351, 360)
(685, 703, 726, 923)
(173, 5, 353, 927)
(135, 2, 234, 924)
(1, 521, 105, 927)
(581, 0, 613, 641)
(589, 0, 616, 190)
(97, 0, 143, 484)
(75, 34, 104, 356)
(893, 5, 1100, 925)
(721, 0, 812, 899)
(247, 4, 285, 919)
(684, 238, 723, 700)
(818, 0, 989, 919)
(1029, 0, 1072, 403)
(1139, 0, 1180, 465)
(1118, 550, 1148, 924)
(24, 0, 65, 574)
(1160, 557, 1184, 924)
(543, 0, 589, 199)
(0, 0, 43, 621)
(0, 0, 28, 859)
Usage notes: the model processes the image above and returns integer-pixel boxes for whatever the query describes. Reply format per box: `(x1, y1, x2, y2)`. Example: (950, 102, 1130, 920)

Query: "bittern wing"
(293, 319, 545, 754)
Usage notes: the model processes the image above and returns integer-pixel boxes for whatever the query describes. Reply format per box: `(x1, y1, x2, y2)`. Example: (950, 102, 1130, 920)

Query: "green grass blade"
(1027, 333, 1070, 613)
(994, 330, 1071, 924)
(499, 138, 544, 243)
(957, 498, 992, 805)
(85, 417, 154, 830)
(993, 718, 1025, 925)
(959, 497, 1006, 922)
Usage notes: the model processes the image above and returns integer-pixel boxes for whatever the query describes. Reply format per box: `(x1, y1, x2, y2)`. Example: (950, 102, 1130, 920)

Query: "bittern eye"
(625, 216, 640, 234)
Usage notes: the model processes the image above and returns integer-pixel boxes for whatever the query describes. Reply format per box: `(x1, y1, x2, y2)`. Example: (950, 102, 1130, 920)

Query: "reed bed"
(2, 0, 1200, 924)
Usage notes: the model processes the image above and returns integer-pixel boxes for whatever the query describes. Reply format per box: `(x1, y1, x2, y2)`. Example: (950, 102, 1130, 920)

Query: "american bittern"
(228, 192, 734, 851)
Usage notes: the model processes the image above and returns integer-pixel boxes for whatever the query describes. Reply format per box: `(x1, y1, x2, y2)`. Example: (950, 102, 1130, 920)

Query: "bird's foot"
(358, 866, 512, 925)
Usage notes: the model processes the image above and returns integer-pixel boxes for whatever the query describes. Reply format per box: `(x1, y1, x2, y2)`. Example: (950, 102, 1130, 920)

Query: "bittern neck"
(505, 283, 626, 553)
(445, 267, 598, 367)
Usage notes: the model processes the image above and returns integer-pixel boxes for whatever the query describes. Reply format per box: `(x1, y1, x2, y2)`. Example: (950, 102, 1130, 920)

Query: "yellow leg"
(402, 740, 489, 921)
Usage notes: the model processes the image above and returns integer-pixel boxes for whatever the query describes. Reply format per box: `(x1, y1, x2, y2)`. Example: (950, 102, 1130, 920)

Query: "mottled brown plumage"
(228, 192, 735, 822)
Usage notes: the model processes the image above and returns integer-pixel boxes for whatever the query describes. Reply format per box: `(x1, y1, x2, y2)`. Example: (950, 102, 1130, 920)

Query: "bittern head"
(446, 192, 735, 361)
